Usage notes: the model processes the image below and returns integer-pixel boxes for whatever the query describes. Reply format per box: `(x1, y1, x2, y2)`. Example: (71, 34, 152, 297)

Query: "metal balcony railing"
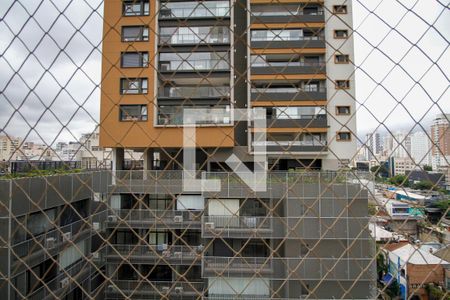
(202, 257, 375, 280)
(201, 216, 371, 239)
(106, 244, 202, 263)
(106, 280, 205, 295)
(106, 209, 202, 226)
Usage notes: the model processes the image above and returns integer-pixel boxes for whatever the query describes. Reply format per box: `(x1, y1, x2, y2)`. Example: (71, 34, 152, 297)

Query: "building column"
(112, 148, 124, 185)
(143, 148, 154, 179)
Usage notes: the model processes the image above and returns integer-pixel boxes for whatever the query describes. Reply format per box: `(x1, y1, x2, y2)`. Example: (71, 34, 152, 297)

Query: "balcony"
(12, 216, 94, 262)
(265, 115, 327, 128)
(157, 106, 231, 126)
(252, 140, 328, 154)
(251, 36, 325, 49)
(158, 86, 230, 102)
(202, 257, 374, 280)
(159, 2, 230, 20)
(202, 257, 273, 277)
(250, 4, 324, 24)
(105, 209, 202, 229)
(105, 280, 205, 297)
(202, 215, 370, 239)
(105, 244, 202, 265)
(109, 170, 373, 199)
(251, 61, 325, 75)
(251, 87, 327, 102)
(202, 215, 277, 238)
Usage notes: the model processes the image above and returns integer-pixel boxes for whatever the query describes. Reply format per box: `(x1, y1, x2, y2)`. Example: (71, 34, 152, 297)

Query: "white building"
(431, 113, 450, 170)
(0, 135, 21, 161)
(364, 132, 382, 160)
(410, 131, 432, 167)
(391, 132, 410, 159)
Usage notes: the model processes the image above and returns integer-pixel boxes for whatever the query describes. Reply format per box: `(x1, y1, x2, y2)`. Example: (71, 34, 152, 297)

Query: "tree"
(388, 175, 409, 187)
(371, 164, 389, 177)
(412, 180, 435, 191)
(423, 165, 433, 171)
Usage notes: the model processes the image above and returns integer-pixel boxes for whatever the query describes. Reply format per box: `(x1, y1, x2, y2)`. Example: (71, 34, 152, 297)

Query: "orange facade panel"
(99, 0, 235, 148)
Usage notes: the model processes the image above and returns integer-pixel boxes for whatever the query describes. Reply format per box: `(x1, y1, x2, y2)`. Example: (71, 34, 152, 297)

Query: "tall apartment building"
(431, 113, 450, 170)
(410, 131, 432, 167)
(100, 0, 358, 170)
(364, 132, 382, 160)
(99, 1, 375, 299)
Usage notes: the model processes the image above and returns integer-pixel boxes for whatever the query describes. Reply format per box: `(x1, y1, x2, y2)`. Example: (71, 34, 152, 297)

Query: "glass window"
(160, 26, 230, 45)
(336, 106, 351, 115)
(121, 52, 149, 68)
(333, 5, 348, 14)
(335, 54, 349, 63)
(123, 0, 149, 16)
(149, 230, 169, 245)
(337, 132, 352, 141)
(335, 80, 350, 89)
(334, 30, 348, 38)
(120, 78, 148, 94)
(274, 106, 325, 119)
(251, 4, 323, 16)
(27, 209, 56, 236)
(120, 105, 148, 121)
(122, 26, 149, 41)
(159, 52, 229, 71)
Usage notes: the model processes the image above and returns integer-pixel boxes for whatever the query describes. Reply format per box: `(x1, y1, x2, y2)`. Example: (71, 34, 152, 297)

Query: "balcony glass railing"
(252, 140, 327, 147)
(160, 59, 230, 72)
(159, 86, 230, 98)
(160, 2, 230, 18)
(251, 87, 327, 94)
(251, 61, 325, 68)
(107, 209, 202, 223)
(160, 28, 230, 45)
(157, 107, 231, 125)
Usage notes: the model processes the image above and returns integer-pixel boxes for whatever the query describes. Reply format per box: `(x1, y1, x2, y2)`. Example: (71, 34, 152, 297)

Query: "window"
(337, 131, 352, 141)
(333, 5, 347, 14)
(336, 106, 351, 115)
(120, 105, 148, 121)
(122, 0, 149, 16)
(160, 26, 230, 45)
(120, 78, 148, 94)
(335, 54, 349, 64)
(335, 80, 350, 89)
(149, 230, 169, 245)
(121, 52, 149, 68)
(334, 30, 348, 39)
(122, 26, 149, 42)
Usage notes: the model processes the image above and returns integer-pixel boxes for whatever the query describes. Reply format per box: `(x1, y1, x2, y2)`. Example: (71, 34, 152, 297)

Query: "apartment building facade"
(100, 0, 358, 171)
(98, 0, 375, 299)
(431, 114, 450, 170)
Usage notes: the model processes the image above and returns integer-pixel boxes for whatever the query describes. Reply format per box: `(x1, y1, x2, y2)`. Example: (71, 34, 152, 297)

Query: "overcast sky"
(0, 0, 449, 146)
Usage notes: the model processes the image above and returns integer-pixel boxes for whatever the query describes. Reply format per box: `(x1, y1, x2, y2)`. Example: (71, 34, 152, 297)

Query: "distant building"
(431, 113, 450, 170)
(79, 130, 112, 169)
(392, 132, 410, 159)
(410, 131, 432, 167)
(390, 157, 416, 176)
(0, 135, 21, 161)
(365, 132, 382, 160)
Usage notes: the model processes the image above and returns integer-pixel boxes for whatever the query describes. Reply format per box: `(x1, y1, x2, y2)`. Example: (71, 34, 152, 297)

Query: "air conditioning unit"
(45, 237, 56, 249)
(107, 284, 116, 292)
(174, 251, 182, 258)
(62, 232, 72, 241)
(60, 277, 69, 288)
(157, 243, 168, 251)
(92, 222, 100, 231)
(173, 215, 183, 223)
(175, 287, 184, 294)
(162, 250, 171, 257)
(161, 286, 170, 294)
(92, 252, 100, 260)
(93, 193, 101, 202)
(204, 222, 215, 230)
(108, 215, 118, 222)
